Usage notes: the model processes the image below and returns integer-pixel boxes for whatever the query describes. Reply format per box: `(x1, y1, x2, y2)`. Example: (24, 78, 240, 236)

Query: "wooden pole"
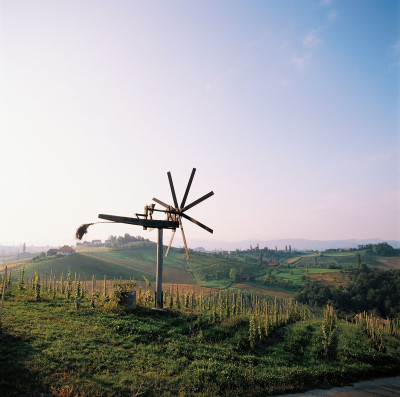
(156, 228, 163, 308)
(0, 266, 7, 323)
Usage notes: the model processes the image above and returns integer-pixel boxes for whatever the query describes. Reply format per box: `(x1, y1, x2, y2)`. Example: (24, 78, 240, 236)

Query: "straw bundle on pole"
(75, 224, 94, 240)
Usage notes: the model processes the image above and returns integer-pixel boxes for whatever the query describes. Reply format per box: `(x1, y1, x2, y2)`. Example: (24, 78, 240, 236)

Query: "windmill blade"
(178, 216, 190, 260)
(152, 197, 170, 208)
(181, 191, 214, 213)
(180, 168, 196, 209)
(167, 171, 179, 209)
(180, 212, 213, 234)
(165, 229, 176, 257)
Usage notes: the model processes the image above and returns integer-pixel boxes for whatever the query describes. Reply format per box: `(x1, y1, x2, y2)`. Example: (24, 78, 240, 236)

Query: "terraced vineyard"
(2, 244, 399, 302)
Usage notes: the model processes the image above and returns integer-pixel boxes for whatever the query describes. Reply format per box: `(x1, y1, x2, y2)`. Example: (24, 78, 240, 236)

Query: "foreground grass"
(1, 294, 400, 396)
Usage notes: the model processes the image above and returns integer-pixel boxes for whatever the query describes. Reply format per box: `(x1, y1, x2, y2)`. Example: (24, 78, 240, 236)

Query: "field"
(2, 245, 397, 299)
(16, 253, 154, 282)
(88, 248, 195, 284)
(374, 257, 400, 270)
(289, 253, 357, 268)
(308, 270, 347, 287)
(273, 268, 342, 288)
(1, 286, 400, 397)
(1, 245, 400, 396)
(232, 282, 295, 299)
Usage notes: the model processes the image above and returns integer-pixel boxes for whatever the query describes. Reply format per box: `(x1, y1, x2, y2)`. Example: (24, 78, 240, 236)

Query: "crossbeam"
(98, 214, 179, 229)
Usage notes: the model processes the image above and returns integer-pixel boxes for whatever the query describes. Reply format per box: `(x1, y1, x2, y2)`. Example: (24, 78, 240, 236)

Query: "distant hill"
(177, 237, 400, 251)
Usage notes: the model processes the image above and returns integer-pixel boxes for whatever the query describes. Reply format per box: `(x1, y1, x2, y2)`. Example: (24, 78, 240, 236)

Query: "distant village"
(46, 239, 110, 257)
(75, 239, 111, 247)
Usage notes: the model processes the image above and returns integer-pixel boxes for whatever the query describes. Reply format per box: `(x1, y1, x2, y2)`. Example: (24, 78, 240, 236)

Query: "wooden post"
(0, 266, 7, 323)
(156, 228, 163, 308)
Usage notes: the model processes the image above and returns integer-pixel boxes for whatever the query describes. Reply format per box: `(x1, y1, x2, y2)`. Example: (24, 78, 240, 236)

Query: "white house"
(57, 245, 76, 256)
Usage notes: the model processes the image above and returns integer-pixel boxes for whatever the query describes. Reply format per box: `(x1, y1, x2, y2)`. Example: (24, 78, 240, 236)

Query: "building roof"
(58, 245, 75, 252)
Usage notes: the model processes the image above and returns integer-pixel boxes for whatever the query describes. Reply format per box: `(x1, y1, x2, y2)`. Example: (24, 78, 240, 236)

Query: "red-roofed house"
(57, 246, 76, 256)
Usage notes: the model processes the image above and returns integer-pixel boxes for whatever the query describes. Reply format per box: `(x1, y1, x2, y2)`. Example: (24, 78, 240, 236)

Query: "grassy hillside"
(88, 245, 195, 284)
(3, 245, 398, 301)
(20, 253, 153, 282)
(1, 287, 400, 397)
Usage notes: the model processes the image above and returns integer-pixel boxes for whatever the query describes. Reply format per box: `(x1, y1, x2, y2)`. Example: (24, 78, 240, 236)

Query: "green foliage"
(1, 290, 400, 397)
(107, 233, 149, 248)
(229, 268, 238, 282)
(355, 253, 361, 269)
(353, 312, 394, 352)
(18, 266, 25, 291)
(33, 271, 41, 302)
(371, 242, 397, 257)
(7, 270, 11, 288)
(75, 275, 81, 309)
(112, 280, 137, 304)
(320, 305, 338, 360)
(60, 272, 65, 294)
(67, 269, 72, 299)
(249, 313, 256, 348)
(296, 269, 400, 317)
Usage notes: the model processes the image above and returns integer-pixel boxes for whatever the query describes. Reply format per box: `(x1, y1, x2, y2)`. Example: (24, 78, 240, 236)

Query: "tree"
(372, 242, 396, 257)
(229, 268, 239, 282)
(359, 263, 369, 273)
(355, 253, 361, 269)
(258, 251, 263, 265)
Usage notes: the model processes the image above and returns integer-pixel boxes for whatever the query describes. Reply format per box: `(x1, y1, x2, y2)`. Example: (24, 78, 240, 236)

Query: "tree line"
(296, 266, 400, 318)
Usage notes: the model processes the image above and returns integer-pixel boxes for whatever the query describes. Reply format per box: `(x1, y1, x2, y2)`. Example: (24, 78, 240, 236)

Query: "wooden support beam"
(180, 168, 196, 209)
(181, 191, 214, 213)
(180, 212, 213, 234)
(167, 172, 179, 209)
(165, 229, 176, 257)
(98, 214, 179, 229)
(178, 217, 190, 260)
(152, 197, 170, 208)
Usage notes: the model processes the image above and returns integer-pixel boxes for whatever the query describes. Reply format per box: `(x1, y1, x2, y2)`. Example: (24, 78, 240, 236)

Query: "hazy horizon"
(1, 0, 399, 247)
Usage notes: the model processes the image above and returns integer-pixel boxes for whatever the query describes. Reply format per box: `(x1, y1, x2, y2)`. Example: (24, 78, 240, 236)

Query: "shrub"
(320, 304, 338, 360)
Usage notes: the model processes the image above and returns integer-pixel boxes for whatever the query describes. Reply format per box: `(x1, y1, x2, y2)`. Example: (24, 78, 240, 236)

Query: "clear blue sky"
(0, 0, 399, 246)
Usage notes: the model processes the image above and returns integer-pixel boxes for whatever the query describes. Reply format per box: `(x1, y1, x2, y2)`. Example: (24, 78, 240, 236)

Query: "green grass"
(88, 246, 194, 284)
(8, 246, 391, 301)
(1, 289, 400, 396)
(307, 268, 341, 274)
(231, 282, 296, 298)
(196, 279, 235, 289)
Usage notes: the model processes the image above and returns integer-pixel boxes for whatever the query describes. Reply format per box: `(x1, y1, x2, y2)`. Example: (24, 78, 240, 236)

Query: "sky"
(0, 0, 399, 248)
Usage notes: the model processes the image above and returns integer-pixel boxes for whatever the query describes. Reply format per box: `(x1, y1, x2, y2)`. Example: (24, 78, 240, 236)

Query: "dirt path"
(280, 376, 400, 396)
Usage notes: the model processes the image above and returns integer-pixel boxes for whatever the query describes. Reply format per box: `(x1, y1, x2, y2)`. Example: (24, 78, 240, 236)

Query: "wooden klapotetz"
(99, 168, 214, 308)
